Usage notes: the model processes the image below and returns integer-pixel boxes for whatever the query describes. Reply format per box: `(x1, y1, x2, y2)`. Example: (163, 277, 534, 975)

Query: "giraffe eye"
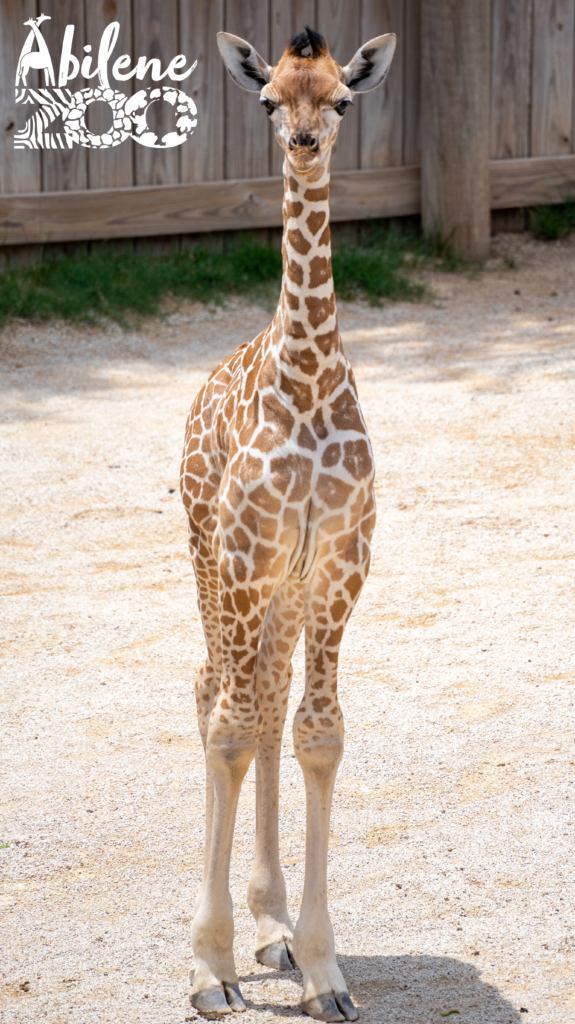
(261, 99, 276, 116)
(334, 99, 351, 117)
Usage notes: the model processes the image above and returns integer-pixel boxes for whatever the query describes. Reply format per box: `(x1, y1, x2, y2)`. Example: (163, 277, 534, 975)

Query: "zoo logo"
(14, 14, 197, 150)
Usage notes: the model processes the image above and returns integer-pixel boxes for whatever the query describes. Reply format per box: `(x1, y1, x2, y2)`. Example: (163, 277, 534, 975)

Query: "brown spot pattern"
(304, 185, 329, 202)
(312, 407, 328, 439)
(286, 200, 304, 219)
(321, 443, 341, 468)
(287, 259, 304, 287)
(317, 361, 345, 400)
(330, 389, 366, 434)
(305, 293, 335, 329)
(285, 318, 307, 339)
(343, 439, 372, 480)
(270, 453, 313, 502)
(308, 255, 332, 289)
(287, 228, 311, 255)
(279, 373, 313, 413)
(315, 328, 339, 357)
(318, 225, 331, 246)
(306, 210, 326, 236)
(316, 473, 354, 509)
(280, 345, 319, 376)
(297, 423, 317, 450)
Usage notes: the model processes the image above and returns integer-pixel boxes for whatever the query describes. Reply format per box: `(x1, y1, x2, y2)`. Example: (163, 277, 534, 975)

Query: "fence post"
(421, 0, 491, 259)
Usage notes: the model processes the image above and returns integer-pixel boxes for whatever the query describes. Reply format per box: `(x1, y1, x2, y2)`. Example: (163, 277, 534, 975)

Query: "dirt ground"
(1, 232, 574, 1024)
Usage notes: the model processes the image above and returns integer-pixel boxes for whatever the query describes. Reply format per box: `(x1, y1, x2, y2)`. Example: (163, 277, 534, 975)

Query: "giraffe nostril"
(290, 133, 319, 151)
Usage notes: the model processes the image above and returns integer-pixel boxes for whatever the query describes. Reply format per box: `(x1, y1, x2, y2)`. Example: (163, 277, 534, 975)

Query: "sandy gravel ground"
(1, 233, 574, 1024)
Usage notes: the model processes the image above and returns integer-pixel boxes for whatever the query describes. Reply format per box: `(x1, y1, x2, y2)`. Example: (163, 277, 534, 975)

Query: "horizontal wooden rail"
(490, 155, 575, 209)
(1, 156, 574, 246)
(0, 167, 421, 245)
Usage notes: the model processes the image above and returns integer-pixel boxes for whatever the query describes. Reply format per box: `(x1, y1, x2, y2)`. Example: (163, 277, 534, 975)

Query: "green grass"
(529, 198, 575, 240)
(0, 224, 466, 328)
(332, 225, 426, 303)
(0, 241, 283, 328)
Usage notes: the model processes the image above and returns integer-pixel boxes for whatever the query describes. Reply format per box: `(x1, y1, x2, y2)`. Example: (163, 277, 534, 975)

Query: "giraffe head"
(217, 26, 396, 175)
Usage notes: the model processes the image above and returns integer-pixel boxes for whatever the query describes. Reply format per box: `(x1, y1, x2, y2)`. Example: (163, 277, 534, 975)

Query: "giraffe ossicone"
(180, 25, 395, 1022)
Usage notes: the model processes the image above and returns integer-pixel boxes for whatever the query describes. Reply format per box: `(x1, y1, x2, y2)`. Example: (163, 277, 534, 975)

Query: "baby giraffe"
(180, 26, 395, 1023)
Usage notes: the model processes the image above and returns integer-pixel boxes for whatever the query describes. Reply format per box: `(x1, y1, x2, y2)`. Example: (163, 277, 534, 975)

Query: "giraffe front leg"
(291, 569, 365, 1023)
(247, 582, 304, 970)
(190, 585, 267, 1018)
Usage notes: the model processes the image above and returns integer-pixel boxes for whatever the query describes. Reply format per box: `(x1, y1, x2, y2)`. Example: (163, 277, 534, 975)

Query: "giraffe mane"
(286, 27, 329, 60)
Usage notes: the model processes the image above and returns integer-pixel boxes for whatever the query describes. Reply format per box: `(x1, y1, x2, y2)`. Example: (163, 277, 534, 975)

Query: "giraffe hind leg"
(187, 524, 222, 923)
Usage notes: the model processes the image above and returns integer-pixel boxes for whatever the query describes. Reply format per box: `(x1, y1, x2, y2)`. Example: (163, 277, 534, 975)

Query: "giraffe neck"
(273, 155, 341, 378)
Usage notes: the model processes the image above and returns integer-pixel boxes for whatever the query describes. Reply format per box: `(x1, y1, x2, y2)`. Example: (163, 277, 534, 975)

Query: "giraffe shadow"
(238, 953, 524, 1022)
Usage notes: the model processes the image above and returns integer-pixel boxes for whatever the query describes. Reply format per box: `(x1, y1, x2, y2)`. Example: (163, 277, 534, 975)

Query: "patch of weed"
(0, 241, 283, 328)
(333, 225, 425, 303)
(529, 198, 575, 240)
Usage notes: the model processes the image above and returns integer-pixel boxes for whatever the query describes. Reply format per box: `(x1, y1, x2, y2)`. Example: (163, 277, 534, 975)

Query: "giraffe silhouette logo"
(13, 12, 198, 151)
(15, 14, 55, 87)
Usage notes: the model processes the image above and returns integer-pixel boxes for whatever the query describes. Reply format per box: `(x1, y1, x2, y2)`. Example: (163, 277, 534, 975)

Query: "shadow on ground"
(1, 294, 575, 417)
(239, 954, 523, 1022)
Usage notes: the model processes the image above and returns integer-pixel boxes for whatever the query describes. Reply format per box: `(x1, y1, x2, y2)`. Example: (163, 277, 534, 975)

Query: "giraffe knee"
(293, 711, 344, 780)
(206, 699, 262, 780)
(206, 729, 258, 781)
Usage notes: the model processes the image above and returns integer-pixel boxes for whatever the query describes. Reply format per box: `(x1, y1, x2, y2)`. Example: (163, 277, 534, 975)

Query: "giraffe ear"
(217, 32, 271, 92)
(342, 33, 396, 93)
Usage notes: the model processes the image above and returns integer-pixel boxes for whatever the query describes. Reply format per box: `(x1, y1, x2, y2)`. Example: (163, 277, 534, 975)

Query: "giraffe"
(180, 26, 396, 1023)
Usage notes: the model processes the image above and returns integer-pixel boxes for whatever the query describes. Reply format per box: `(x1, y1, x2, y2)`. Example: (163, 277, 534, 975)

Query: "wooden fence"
(1, 0, 575, 248)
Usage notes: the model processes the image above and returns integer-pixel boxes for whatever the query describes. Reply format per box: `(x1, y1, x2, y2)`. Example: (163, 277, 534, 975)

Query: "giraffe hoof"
(223, 982, 246, 1012)
(190, 983, 239, 1018)
(255, 940, 298, 971)
(335, 992, 359, 1021)
(300, 994, 345, 1022)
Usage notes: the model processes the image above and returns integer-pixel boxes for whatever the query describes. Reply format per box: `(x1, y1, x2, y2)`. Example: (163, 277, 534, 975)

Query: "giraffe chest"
(206, 380, 374, 581)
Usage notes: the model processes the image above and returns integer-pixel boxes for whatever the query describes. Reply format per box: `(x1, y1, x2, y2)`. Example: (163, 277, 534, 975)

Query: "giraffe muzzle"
(289, 131, 318, 151)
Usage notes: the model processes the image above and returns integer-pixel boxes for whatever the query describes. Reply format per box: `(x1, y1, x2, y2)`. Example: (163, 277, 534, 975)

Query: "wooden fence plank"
(0, 165, 421, 243)
(224, 0, 270, 180)
(270, 0, 316, 175)
(531, 0, 575, 155)
(491, 0, 533, 159)
(360, 0, 404, 169)
(133, 0, 179, 186)
(270, 0, 317, 65)
(86, 0, 133, 189)
(42, 0, 87, 192)
(317, 0, 360, 171)
(421, 0, 491, 258)
(180, 0, 224, 183)
(403, 0, 421, 165)
(0, 0, 40, 195)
